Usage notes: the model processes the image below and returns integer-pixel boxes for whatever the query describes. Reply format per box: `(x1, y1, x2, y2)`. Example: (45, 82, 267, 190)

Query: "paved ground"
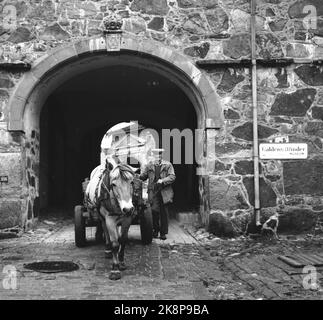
(0, 216, 323, 300)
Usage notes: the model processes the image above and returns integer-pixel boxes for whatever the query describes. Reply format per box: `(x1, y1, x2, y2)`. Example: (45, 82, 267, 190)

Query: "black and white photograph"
(0, 0, 323, 307)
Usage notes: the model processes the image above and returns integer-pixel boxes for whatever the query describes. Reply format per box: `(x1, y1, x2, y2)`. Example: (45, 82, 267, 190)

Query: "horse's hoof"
(119, 262, 127, 271)
(109, 271, 121, 280)
(105, 250, 113, 259)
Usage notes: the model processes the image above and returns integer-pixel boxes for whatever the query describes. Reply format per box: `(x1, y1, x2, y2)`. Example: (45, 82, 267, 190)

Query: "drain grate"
(278, 253, 323, 268)
(24, 261, 79, 273)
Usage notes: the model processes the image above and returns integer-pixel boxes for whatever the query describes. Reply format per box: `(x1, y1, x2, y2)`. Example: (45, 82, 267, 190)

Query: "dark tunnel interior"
(39, 64, 199, 216)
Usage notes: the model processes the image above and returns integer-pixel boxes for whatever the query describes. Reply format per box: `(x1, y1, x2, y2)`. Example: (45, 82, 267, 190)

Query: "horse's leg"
(100, 207, 121, 280)
(95, 219, 104, 243)
(118, 215, 132, 271)
(101, 218, 113, 259)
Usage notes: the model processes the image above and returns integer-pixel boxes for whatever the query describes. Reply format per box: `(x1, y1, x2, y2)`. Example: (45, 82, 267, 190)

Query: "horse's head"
(106, 160, 135, 215)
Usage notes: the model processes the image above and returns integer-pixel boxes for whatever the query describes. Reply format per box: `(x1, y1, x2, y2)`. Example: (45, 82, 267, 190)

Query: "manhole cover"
(24, 261, 79, 273)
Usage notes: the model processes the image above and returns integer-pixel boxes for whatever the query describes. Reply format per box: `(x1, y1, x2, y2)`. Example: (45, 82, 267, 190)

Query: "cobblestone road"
(0, 217, 323, 300)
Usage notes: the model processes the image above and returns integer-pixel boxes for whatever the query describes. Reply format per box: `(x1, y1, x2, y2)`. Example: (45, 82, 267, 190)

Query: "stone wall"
(0, 0, 323, 234)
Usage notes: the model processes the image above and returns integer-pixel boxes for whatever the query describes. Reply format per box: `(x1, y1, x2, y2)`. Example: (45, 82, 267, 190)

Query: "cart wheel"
(140, 207, 153, 245)
(75, 205, 86, 247)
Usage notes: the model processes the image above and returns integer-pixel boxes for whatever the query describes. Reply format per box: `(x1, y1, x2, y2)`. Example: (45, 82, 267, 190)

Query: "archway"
(6, 34, 224, 224)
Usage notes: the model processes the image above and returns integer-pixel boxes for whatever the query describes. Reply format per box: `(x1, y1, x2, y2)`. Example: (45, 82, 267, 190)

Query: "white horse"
(85, 157, 136, 280)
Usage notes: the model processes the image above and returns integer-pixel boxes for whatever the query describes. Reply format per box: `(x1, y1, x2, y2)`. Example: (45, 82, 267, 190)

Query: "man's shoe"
(153, 231, 159, 238)
(160, 234, 167, 240)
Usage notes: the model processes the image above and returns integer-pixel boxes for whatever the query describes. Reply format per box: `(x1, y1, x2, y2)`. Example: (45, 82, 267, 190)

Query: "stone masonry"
(0, 0, 323, 236)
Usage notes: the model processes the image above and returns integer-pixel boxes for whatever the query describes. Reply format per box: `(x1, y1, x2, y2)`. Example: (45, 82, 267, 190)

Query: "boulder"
(208, 211, 236, 237)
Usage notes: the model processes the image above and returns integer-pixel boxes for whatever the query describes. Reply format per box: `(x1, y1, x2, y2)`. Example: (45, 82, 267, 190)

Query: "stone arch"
(7, 33, 224, 132)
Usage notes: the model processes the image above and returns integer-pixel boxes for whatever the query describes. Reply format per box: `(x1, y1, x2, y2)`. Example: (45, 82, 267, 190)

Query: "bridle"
(99, 163, 135, 214)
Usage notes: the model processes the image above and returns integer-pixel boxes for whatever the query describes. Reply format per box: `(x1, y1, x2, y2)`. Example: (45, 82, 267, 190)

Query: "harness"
(85, 164, 135, 216)
(85, 166, 113, 210)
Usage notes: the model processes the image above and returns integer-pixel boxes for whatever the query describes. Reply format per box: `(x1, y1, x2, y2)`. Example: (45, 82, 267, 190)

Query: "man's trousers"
(151, 191, 169, 235)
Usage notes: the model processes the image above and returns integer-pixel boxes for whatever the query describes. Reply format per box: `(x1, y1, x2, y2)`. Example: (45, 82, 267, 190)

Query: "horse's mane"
(110, 164, 135, 182)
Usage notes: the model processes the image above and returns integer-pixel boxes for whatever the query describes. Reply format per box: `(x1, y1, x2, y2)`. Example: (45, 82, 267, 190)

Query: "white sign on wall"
(259, 143, 308, 160)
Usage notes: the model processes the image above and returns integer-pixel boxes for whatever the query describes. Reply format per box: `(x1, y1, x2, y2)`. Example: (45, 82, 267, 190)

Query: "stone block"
(184, 43, 210, 59)
(51, 45, 78, 65)
(223, 33, 251, 59)
(12, 72, 39, 102)
(131, 0, 169, 15)
(270, 88, 316, 117)
(194, 76, 215, 97)
(224, 108, 240, 119)
(288, 0, 323, 36)
(123, 17, 147, 35)
(0, 152, 23, 197)
(209, 177, 249, 211)
(148, 17, 164, 31)
(286, 43, 310, 58)
(0, 199, 22, 229)
(7, 27, 32, 44)
(217, 69, 245, 93)
(0, 75, 14, 89)
(278, 207, 320, 233)
(256, 33, 283, 59)
(243, 177, 277, 208)
(231, 122, 278, 141)
(295, 66, 323, 86)
(305, 121, 323, 138)
(32, 54, 58, 79)
(206, 7, 229, 34)
(74, 39, 92, 56)
(235, 160, 255, 175)
(177, 0, 218, 9)
(208, 211, 236, 237)
(312, 106, 323, 120)
(214, 142, 252, 157)
(152, 46, 173, 62)
(39, 23, 70, 41)
(284, 160, 323, 196)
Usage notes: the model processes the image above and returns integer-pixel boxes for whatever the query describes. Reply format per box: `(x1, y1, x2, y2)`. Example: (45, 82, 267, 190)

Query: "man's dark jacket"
(140, 160, 176, 205)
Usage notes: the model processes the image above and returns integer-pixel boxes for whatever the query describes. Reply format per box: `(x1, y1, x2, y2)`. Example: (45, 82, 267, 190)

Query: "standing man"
(140, 149, 176, 240)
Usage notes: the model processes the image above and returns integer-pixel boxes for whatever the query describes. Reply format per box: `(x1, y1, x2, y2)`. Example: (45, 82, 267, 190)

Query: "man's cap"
(151, 148, 165, 154)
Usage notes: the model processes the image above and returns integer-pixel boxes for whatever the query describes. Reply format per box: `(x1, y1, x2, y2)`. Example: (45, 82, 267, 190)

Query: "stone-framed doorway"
(6, 34, 224, 227)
